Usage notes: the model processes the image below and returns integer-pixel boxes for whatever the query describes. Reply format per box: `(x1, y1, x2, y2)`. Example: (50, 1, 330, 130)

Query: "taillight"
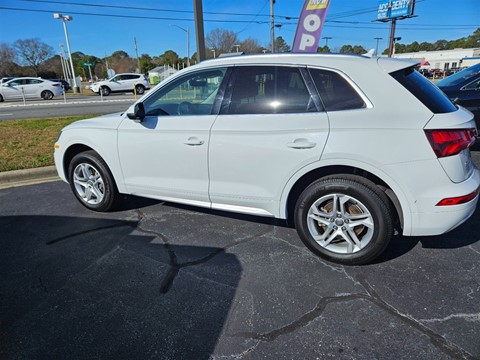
(436, 190, 479, 206)
(424, 128, 477, 158)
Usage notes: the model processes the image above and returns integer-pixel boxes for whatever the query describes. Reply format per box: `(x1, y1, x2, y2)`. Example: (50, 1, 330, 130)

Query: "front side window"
(8, 80, 23, 86)
(309, 68, 366, 111)
(223, 66, 315, 115)
(143, 68, 227, 116)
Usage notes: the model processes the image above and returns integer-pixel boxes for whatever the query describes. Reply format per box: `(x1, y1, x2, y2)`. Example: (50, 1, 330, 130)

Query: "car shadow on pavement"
(0, 215, 242, 360)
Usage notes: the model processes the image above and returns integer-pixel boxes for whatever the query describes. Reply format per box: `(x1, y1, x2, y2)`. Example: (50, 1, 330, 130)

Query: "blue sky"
(0, 0, 479, 59)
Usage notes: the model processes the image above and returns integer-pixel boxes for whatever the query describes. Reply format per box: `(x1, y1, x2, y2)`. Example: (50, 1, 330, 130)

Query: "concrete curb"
(0, 166, 60, 189)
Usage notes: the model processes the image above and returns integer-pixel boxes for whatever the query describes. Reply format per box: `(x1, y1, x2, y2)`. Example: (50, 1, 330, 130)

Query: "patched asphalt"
(0, 153, 479, 359)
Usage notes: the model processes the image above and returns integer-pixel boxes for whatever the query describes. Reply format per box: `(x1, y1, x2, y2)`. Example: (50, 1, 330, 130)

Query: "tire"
(0, 94, 3, 102)
(68, 151, 120, 212)
(42, 90, 54, 100)
(135, 84, 145, 95)
(294, 175, 394, 265)
(100, 86, 110, 96)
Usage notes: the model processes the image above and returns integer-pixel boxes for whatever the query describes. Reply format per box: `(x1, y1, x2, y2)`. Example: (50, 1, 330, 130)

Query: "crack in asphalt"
(134, 211, 274, 294)
(227, 272, 476, 360)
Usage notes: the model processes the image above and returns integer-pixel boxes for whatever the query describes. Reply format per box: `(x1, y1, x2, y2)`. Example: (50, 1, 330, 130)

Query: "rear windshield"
(390, 67, 457, 114)
(437, 63, 480, 87)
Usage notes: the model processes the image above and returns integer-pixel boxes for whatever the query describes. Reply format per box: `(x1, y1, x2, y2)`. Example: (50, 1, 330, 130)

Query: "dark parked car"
(437, 63, 480, 132)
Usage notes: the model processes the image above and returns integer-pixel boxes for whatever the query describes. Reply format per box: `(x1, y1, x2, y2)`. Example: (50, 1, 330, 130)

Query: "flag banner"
(292, 0, 331, 53)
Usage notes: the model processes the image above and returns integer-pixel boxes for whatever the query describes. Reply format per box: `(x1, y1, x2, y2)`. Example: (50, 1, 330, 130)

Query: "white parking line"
(0, 113, 13, 116)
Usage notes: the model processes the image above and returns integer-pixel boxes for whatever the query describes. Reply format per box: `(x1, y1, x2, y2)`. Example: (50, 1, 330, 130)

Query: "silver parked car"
(0, 77, 64, 101)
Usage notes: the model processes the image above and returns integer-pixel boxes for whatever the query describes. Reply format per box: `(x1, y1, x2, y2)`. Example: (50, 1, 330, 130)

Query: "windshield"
(437, 63, 480, 87)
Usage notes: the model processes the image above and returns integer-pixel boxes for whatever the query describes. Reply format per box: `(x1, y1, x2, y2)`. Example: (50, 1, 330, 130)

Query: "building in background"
(393, 48, 480, 70)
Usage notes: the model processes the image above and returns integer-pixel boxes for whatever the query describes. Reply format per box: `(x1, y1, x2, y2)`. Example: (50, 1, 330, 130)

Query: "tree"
(107, 50, 135, 73)
(139, 54, 155, 74)
(317, 45, 330, 53)
(159, 50, 179, 67)
(206, 28, 238, 55)
(239, 37, 263, 54)
(13, 38, 54, 76)
(274, 36, 291, 53)
(339, 45, 354, 54)
(0, 43, 17, 77)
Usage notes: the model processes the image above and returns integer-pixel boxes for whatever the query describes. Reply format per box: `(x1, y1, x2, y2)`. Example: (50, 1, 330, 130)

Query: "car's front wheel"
(0, 94, 3, 102)
(68, 151, 120, 212)
(135, 84, 145, 94)
(294, 175, 394, 265)
(41, 90, 54, 100)
(100, 86, 110, 96)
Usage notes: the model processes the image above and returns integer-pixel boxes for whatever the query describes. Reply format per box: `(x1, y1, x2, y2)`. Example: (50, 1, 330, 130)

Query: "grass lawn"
(0, 116, 99, 172)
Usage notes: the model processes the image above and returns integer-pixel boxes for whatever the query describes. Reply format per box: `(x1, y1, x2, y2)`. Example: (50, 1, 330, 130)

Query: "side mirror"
(127, 102, 145, 122)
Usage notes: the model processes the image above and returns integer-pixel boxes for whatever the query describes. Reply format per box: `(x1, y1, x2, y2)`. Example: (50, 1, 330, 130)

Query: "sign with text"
(292, 0, 331, 53)
(377, 0, 415, 20)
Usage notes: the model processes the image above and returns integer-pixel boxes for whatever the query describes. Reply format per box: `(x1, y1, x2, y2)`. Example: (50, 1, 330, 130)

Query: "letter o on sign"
(303, 14, 321, 32)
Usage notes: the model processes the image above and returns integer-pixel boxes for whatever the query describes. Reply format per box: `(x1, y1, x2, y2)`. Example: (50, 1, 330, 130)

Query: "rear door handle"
(287, 138, 316, 149)
(184, 137, 205, 146)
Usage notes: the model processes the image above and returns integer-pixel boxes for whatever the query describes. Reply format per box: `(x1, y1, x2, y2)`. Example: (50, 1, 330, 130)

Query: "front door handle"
(184, 137, 205, 146)
(287, 138, 316, 149)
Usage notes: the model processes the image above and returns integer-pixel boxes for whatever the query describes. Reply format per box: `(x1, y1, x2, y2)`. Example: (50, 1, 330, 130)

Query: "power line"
(0, 6, 274, 23)
(17, 0, 298, 20)
(1, 3, 476, 32)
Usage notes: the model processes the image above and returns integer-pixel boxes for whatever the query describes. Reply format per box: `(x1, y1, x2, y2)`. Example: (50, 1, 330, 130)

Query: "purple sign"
(292, 0, 331, 53)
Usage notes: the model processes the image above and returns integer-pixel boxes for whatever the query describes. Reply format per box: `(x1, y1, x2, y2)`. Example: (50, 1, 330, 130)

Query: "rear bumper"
(408, 168, 479, 236)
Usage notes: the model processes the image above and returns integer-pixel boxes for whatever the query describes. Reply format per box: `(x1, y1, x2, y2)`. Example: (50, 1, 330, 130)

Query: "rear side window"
(223, 66, 315, 114)
(309, 68, 366, 111)
(390, 67, 457, 114)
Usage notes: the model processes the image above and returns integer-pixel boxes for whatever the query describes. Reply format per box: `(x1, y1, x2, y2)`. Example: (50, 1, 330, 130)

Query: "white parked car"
(0, 77, 63, 101)
(54, 54, 479, 265)
(90, 73, 150, 96)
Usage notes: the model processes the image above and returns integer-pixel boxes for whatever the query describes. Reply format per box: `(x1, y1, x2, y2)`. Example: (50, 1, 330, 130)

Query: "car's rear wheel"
(135, 84, 145, 94)
(294, 175, 394, 265)
(68, 151, 120, 212)
(41, 90, 54, 100)
(100, 86, 110, 96)
(0, 94, 3, 102)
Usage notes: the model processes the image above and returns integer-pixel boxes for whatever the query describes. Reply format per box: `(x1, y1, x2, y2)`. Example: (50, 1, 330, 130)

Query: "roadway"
(0, 92, 144, 120)
(1, 171, 479, 359)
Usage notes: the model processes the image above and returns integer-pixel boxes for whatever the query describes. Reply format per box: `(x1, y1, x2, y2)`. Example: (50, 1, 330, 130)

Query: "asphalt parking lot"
(1, 153, 479, 359)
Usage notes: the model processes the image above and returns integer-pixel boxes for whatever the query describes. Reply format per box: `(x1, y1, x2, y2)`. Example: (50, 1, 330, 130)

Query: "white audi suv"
(55, 54, 479, 265)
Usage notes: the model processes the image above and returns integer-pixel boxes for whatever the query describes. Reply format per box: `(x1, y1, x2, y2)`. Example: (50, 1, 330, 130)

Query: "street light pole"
(54, 13, 79, 93)
(170, 25, 190, 67)
(323, 36, 332, 48)
(374, 37, 383, 56)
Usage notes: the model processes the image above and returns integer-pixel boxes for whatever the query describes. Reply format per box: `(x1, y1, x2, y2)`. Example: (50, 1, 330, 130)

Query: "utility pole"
(193, 0, 206, 62)
(387, 19, 397, 57)
(134, 37, 141, 73)
(270, 0, 275, 53)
